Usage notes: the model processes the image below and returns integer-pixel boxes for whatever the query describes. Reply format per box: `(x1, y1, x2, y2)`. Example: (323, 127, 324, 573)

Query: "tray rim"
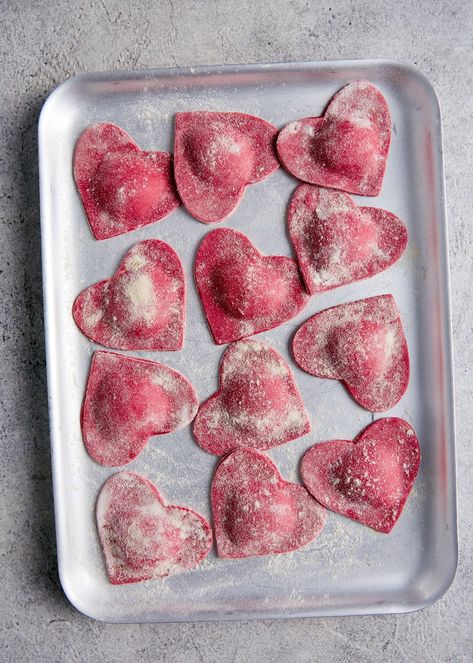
(38, 58, 458, 622)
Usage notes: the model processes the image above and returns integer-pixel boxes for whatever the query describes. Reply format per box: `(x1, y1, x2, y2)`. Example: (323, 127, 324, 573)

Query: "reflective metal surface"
(39, 60, 456, 622)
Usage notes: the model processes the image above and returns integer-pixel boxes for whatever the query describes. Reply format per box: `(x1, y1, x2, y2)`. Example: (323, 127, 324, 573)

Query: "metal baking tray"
(39, 60, 457, 622)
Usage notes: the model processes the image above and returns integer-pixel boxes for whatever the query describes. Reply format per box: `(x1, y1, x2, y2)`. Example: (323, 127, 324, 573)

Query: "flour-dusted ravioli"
(73, 239, 185, 351)
(277, 82, 391, 196)
(301, 418, 420, 533)
(73, 123, 180, 239)
(97, 471, 212, 584)
(293, 295, 409, 411)
(288, 185, 407, 294)
(195, 228, 309, 344)
(193, 340, 310, 455)
(174, 111, 279, 223)
(212, 448, 326, 558)
(82, 351, 198, 466)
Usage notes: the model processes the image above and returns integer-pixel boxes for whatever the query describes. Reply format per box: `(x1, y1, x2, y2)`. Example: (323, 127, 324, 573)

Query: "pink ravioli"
(293, 295, 409, 412)
(73, 239, 185, 351)
(97, 471, 212, 584)
(174, 111, 279, 223)
(288, 185, 407, 294)
(73, 123, 180, 239)
(301, 418, 420, 533)
(193, 340, 310, 456)
(195, 228, 309, 344)
(212, 448, 326, 558)
(277, 81, 391, 196)
(82, 351, 198, 466)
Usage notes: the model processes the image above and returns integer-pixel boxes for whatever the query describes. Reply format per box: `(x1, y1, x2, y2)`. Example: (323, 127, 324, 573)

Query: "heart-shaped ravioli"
(97, 471, 212, 583)
(174, 112, 279, 223)
(195, 228, 309, 344)
(73, 239, 185, 351)
(277, 82, 391, 196)
(293, 295, 409, 411)
(82, 351, 198, 466)
(212, 447, 326, 558)
(301, 418, 420, 533)
(193, 340, 310, 455)
(288, 185, 407, 294)
(73, 123, 180, 239)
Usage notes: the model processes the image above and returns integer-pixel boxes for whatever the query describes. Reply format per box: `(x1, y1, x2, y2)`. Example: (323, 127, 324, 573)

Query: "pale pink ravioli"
(212, 447, 326, 558)
(292, 295, 409, 411)
(97, 471, 212, 584)
(195, 228, 309, 344)
(277, 81, 391, 196)
(82, 351, 198, 466)
(288, 185, 407, 294)
(301, 418, 420, 533)
(174, 111, 279, 223)
(73, 123, 180, 239)
(193, 339, 310, 455)
(73, 239, 185, 351)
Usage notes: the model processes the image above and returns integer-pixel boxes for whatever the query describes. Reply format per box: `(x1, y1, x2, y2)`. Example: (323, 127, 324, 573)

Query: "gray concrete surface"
(1, 0, 472, 661)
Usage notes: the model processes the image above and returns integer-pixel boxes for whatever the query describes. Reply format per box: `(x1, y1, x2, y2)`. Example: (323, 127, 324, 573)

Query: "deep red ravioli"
(288, 184, 407, 294)
(174, 112, 279, 223)
(293, 295, 409, 412)
(193, 339, 310, 456)
(97, 471, 212, 584)
(195, 228, 309, 344)
(82, 351, 198, 466)
(73, 239, 185, 351)
(301, 418, 420, 533)
(277, 82, 391, 196)
(73, 123, 180, 239)
(211, 447, 326, 558)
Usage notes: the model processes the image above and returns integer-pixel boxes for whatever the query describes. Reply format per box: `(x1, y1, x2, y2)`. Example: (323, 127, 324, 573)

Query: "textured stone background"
(1, 1, 472, 661)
